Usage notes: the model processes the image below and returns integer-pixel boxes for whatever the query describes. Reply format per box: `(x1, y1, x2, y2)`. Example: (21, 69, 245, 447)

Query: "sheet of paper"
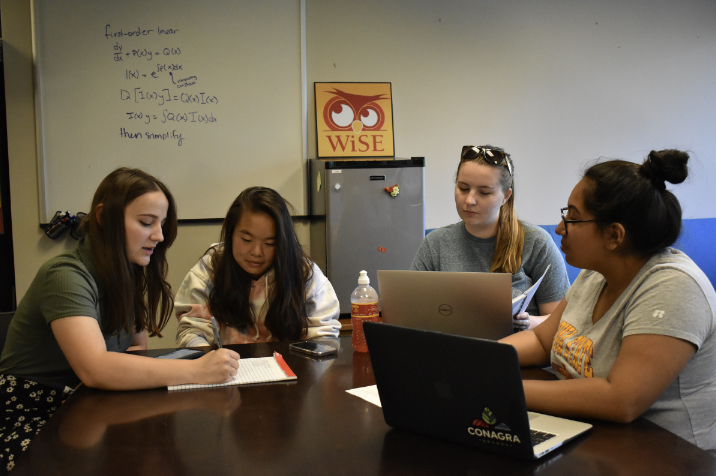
(346, 385, 382, 407)
(512, 264, 551, 316)
(511, 295, 526, 316)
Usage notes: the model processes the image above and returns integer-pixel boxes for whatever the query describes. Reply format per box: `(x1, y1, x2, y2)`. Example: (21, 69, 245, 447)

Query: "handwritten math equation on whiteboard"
(106, 24, 218, 146)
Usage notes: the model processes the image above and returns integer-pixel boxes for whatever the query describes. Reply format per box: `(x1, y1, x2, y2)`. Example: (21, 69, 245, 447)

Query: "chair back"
(0, 312, 15, 355)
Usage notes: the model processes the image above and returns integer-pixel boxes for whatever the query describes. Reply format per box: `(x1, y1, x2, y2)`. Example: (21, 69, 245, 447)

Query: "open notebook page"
(168, 352, 296, 392)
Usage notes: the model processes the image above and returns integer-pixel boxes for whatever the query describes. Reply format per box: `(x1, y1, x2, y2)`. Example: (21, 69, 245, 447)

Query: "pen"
(210, 316, 223, 349)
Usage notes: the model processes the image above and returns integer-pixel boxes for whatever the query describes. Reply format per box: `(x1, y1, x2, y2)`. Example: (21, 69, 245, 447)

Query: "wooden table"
(12, 337, 716, 475)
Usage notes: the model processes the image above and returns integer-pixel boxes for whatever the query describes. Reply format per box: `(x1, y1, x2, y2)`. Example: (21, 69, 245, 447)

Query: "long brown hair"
(456, 145, 524, 274)
(80, 168, 177, 337)
(208, 187, 312, 341)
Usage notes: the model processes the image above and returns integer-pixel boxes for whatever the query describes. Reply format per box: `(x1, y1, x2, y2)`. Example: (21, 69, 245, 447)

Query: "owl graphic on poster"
(322, 89, 387, 134)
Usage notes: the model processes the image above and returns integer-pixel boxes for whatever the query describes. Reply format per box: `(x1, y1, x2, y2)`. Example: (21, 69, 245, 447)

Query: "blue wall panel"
(538, 225, 580, 284)
(541, 218, 715, 286)
(428, 218, 716, 287)
(672, 218, 716, 286)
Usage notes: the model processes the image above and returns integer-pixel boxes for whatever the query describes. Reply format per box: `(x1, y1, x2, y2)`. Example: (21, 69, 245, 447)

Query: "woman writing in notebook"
(501, 149, 716, 452)
(411, 145, 570, 330)
(175, 186, 340, 347)
(0, 168, 240, 474)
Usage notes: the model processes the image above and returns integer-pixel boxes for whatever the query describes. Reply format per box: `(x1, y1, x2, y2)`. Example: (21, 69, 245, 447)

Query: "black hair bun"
(640, 149, 689, 190)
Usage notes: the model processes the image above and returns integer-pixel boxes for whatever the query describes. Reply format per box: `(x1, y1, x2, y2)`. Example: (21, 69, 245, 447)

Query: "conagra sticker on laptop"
(468, 407, 524, 445)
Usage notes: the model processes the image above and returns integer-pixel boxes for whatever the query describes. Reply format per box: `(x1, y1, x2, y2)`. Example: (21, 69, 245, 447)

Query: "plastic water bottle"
(351, 270, 379, 353)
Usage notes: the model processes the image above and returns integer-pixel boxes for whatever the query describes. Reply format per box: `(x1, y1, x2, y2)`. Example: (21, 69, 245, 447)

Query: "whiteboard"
(33, 0, 305, 222)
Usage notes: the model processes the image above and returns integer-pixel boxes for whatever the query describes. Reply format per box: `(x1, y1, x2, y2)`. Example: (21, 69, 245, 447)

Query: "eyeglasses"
(461, 146, 513, 176)
(560, 207, 600, 236)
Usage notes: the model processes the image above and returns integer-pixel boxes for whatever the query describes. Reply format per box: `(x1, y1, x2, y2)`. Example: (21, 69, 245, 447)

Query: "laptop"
(363, 322, 592, 459)
(377, 270, 513, 340)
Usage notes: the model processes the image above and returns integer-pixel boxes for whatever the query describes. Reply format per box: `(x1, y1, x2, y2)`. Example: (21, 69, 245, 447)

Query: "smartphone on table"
(289, 341, 337, 357)
(155, 348, 205, 360)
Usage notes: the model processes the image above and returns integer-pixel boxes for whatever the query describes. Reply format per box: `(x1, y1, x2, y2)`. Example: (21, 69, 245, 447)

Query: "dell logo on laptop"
(438, 304, 452, 316)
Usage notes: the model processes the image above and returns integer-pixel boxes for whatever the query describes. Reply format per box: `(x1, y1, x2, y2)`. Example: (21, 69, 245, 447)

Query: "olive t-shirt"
(0, 237, 133, 388)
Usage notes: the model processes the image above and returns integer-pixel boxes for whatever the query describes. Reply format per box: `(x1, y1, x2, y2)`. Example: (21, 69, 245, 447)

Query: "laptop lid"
(363, 322, 591, 459)
(377, 270, 513, 340)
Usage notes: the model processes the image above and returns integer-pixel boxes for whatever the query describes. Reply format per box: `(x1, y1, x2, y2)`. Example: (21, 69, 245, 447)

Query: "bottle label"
(351, 302, 379, 319)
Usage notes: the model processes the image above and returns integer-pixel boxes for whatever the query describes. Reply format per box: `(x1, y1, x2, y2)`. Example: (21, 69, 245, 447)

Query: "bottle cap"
(358, 270, 370, 285)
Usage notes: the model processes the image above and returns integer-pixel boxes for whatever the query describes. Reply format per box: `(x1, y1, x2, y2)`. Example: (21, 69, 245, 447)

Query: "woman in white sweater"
(176, 187, 340, 347)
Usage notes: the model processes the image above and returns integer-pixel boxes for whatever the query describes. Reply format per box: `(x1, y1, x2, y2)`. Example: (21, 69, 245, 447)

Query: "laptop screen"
(377, 270, 513, 340)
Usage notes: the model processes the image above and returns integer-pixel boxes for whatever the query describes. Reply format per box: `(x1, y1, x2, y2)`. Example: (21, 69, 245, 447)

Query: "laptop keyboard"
(531, 430, 557, 446)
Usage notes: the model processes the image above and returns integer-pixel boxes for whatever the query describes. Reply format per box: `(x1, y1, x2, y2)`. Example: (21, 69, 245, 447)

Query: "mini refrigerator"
(309, 158, 425, 316)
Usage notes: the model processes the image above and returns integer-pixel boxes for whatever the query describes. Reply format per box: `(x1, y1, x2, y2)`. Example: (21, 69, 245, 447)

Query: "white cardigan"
(175, 246, 341, 347)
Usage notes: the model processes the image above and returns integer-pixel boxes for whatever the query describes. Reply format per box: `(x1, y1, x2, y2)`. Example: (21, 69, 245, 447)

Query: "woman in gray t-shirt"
(411, 145, 570, 329)
(501, 149, 716, 452)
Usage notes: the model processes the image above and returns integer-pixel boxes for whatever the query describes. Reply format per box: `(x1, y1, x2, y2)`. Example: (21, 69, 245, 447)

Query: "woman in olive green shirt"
(0, 168, 240, 474)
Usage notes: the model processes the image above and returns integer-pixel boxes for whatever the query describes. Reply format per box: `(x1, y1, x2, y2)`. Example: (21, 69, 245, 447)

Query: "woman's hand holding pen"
(193, 349, 241, 384)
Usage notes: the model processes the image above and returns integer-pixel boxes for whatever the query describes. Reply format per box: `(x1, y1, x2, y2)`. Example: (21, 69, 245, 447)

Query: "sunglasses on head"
(461, 146, 513, 176)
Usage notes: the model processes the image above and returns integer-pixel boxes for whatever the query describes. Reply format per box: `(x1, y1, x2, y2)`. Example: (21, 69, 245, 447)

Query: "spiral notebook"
(168, 352, 296, 391)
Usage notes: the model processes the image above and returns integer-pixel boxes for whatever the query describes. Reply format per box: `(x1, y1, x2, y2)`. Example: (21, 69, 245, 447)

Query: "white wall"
(4, 0, 716, 349)
(306, 0, 716, 227)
